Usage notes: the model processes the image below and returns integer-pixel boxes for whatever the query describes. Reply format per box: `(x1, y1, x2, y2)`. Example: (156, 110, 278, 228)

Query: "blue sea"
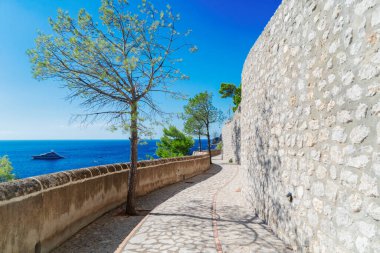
(0, 140, 211, 179)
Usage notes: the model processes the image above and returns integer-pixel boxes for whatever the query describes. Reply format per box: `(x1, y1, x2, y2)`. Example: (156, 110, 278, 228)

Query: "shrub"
(156, 126, 195, 158)
(0, 156, 15, 182)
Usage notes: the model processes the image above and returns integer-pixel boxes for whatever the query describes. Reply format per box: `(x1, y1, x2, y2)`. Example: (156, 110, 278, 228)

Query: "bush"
(216, 142, 223, 150)
(229, 158, 233, 163)
(0, 156, 15, 182)
(156, 126, 195, 158)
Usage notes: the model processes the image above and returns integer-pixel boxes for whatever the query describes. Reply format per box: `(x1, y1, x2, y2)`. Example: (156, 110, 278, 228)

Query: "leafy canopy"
(27, 0, 196, 133)
(219, 83, 241, 112)
(0, 156, 15, 183)
(183, 116, 205, 137)
(156, 126, 194, 158)
(184, 92, 224, 127)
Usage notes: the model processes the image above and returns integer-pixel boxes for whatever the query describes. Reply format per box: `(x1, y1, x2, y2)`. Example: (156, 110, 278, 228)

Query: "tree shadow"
(53, 164, 222, 253)
(243, 91, 303, 250)
(233, 109, 241, 164)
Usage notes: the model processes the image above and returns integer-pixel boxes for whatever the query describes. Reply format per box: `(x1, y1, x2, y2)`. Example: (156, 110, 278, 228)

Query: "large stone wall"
(241, 0, 380, 252)
(222, 107, 241, 164)
(0, 155, 210, 253)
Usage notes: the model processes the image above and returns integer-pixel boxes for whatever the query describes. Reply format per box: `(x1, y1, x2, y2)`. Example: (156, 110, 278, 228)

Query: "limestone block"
(367, 202, 380, 221)
(336, 207, 352, 227)
(340, 169, 358, 187)
(355, 0, 376, 15)
(358, 64, 379, 80)
(355, 236, 369, 253)
(358, 173, 379, 197)
(346, 85, 362, 101)
(349, 125, 370, 143)
(311, 182, 325, 197)
(356, 221, 376, 238)
(355, 104, 368, 120)
(337, 110, 353, 123)
(372, 102, 380, 116)
(348, 193, 362, 212)
(372, 5, 380, 26)
(332, 126, 347, 143)
(346, 155, 369, 168)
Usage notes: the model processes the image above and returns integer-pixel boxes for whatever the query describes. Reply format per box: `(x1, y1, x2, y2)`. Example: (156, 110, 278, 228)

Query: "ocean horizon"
(0, 139, 212, 179)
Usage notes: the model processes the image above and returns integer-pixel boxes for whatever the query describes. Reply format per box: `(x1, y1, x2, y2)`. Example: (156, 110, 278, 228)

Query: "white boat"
(32, 151, 64, 160)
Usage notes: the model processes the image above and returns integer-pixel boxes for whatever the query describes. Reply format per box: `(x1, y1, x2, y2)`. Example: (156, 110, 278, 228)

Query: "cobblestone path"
(118, 156, 292, 253)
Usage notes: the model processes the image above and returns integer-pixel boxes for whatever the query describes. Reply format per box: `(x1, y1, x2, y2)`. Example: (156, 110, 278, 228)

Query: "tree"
(156, 126, 194, 158)
(184, 92, 223, 164)
(219, 83, 241, 112)
(0, 156, 15, 183)
(183, 116, 205, 152)
(28, 0, 195, 215)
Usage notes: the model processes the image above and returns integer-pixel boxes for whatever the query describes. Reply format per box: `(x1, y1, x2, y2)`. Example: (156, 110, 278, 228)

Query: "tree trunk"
(198, 134, 202, 152)
(206, 125, 212, 164)
(126, 102, 138, 215)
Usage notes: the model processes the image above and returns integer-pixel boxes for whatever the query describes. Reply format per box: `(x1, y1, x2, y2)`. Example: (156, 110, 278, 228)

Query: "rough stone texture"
(222, 106, 241, 164)
(239, 0, 380, 252)
(0, 155, 210, 253)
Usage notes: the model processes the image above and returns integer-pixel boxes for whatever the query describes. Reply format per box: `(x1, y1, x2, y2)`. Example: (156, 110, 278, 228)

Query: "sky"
(0, 0, 282, 140)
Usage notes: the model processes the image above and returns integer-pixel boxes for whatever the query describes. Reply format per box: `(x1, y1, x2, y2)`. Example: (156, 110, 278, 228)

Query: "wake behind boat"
(32, 151, 64, 160)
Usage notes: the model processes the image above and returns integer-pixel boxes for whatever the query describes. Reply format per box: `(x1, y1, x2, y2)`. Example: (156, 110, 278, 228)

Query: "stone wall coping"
(0, 154, 209, 202)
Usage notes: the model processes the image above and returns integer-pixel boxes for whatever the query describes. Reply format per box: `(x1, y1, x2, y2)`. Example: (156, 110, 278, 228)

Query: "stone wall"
(241, 0, 380, 252)
(0, 155, 210, 253)
(222, 107, 241, 164)
(192, 149, 222, 157)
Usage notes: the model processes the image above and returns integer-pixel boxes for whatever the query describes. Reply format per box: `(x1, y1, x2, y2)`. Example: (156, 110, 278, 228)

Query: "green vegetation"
(184, 92, 223, 164)
(28, 0, 195, 215)
(156, 126, 194, 158)
(219, 83, 241, 112)
(0, 156, 15, 183)
(216, 142, 223, 151)
(183, 116, 205, 152)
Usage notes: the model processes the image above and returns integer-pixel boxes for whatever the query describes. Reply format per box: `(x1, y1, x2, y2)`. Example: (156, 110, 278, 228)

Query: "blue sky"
(0, 0, 281, 140)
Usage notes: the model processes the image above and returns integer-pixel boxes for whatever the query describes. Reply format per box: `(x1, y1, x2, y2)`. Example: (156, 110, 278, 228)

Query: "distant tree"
(184, 92, 223, 164)
(219, 83, 241, 112)
(183, 116, 205, 152)
(156, 126, 194, 158)
(28, 0, 195, 215)
(0, 156, 15, 183)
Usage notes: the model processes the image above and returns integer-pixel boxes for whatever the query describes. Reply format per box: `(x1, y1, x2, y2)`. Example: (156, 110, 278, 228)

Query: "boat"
(32, 151, 64, 160)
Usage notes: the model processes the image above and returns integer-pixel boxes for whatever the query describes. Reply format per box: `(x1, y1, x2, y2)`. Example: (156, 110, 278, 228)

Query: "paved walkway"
(118, 156, 292, 253)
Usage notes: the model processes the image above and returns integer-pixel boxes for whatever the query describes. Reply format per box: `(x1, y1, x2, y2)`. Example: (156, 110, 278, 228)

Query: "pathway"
(118, 156, 292, 253)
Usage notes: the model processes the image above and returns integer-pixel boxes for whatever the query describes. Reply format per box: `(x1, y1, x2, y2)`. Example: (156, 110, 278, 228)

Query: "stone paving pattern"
(53, 165, 216, 253)
(121, 156, 292, 253)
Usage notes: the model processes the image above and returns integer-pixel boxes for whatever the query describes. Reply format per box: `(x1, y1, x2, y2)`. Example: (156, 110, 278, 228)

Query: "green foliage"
(27, 0, 195, 134)
(183, 116, 205, 137)
(0, 156, 15, 183)
(156, 126, 194, 158)
(219, 83, 241, 112)
(184, 92, 223, 163)
(216, 142, 223, 150)
(219, 83, 236, 98)
(184, 92, 224, 128)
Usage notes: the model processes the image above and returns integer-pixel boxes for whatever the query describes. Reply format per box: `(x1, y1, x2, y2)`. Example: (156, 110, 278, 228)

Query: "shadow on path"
(53, 164, 222, 253)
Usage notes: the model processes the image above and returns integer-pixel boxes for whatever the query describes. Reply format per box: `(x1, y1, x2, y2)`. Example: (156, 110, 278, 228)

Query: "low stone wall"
(192, 150, 222, 157)
(0, 155, 210, 253)
(222, 107, 241, 164)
